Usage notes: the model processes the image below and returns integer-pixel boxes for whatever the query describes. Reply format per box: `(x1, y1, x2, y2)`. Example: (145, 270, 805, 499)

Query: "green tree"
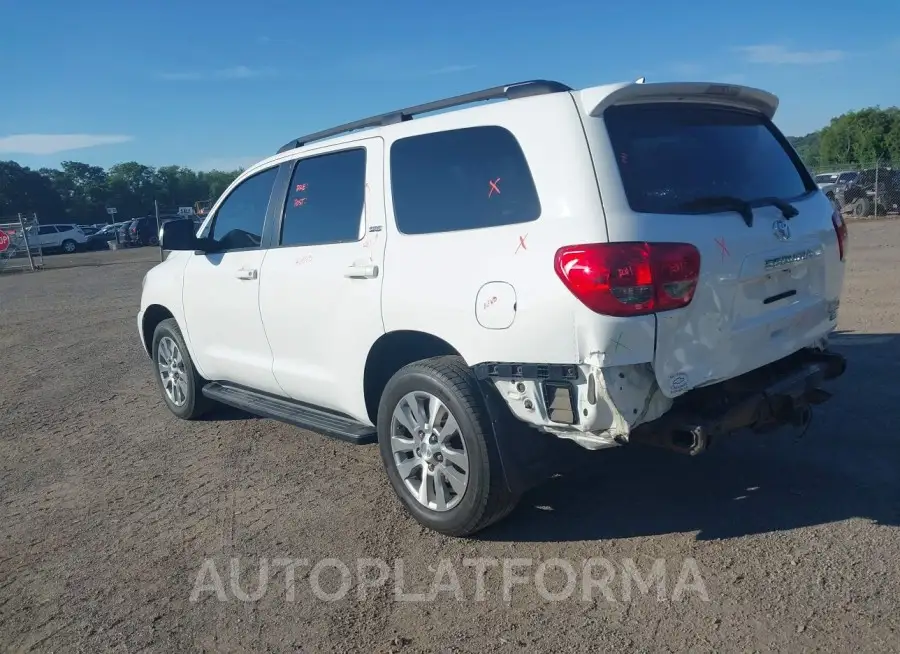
(818, 107, 900, 165)
(0, 161, 68, 220)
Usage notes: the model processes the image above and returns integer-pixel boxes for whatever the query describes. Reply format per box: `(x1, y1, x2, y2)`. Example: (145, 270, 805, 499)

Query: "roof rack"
(276, 79, 573, 154)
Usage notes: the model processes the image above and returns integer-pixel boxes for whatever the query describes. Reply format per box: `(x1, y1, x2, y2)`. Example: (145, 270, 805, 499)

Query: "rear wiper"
(753, 197, 799, 219)
(675, 195, 800, 228)
(675, 196, 754, 227)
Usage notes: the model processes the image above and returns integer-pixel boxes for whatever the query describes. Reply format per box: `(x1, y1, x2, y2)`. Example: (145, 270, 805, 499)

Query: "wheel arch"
(363, 330, 465, 425)
(141, 304, 176, 358)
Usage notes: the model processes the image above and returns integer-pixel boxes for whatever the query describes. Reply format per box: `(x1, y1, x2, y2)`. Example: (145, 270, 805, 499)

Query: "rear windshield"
(604, 103, 815, 215)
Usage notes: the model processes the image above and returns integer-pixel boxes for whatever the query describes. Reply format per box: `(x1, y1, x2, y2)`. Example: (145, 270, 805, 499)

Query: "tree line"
(787, 106, 900, 169)
(0, 160, 242, 224)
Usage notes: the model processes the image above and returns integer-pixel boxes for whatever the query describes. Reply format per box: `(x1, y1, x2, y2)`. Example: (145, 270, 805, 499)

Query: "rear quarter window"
(389, 126, 541, 235)
(604, 103, 816, 215)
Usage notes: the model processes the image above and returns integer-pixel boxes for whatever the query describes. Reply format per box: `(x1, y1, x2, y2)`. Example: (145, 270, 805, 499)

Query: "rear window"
(604, 103, 815, 215)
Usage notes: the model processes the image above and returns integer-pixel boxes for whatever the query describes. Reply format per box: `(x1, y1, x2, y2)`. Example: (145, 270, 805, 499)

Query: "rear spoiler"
(577, 81, 779, 120)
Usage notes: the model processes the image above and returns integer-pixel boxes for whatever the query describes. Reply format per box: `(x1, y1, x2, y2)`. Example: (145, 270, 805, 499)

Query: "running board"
(201, 382, 377, 445)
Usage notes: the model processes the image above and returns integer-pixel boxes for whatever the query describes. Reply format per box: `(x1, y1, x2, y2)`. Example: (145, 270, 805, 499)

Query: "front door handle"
(235, 268, 258, 280)
(344, 264, 379, 279)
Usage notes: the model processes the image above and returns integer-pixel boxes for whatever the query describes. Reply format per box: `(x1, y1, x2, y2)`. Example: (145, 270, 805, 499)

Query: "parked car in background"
(814, 170, 858, 210)
(835, 167, 900, 217)
(28, 224, 89, 253)
(125, 217, 159, 247)
(84, 223, 124, 250)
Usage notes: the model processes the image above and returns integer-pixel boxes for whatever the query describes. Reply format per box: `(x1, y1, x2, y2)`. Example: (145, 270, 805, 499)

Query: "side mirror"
(160, 218, 199, 251)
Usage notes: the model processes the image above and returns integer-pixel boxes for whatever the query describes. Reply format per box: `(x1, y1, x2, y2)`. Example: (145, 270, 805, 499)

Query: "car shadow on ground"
(481, 331, 900, 543)
(198, 403, 259, 422)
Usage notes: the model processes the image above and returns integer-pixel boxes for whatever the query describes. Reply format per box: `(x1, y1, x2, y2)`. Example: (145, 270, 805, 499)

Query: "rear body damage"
(478, 343, 847, 454)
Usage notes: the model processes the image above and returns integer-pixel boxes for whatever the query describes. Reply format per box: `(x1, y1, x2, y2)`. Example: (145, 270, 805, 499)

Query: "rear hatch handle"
(674, 195, 799, 228)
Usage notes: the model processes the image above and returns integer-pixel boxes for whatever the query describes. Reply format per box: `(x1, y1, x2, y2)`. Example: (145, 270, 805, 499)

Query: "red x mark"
(515, 233, 528, 254)
(295, 183, 307, 192)
(294, 197, 307, 207)
(714, 237, 730, 260)
(488, 177, 501, 197)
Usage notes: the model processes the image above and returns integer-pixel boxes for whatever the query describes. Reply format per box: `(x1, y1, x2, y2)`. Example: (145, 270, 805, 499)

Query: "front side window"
(605, 103, 815, 215)
(208, 167, 278, 251)
(280, 148, 367, 247)
(390, 126, 541, 235)
(38, 226, 57, 235)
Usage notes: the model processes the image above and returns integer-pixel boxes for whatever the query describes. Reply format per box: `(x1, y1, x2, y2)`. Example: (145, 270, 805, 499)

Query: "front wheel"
(151, 318, 211, 419)
(377, 356, 518, 537)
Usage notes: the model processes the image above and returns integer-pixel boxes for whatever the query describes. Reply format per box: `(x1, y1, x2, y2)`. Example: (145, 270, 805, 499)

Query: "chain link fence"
(809, 162, 900, 219)
(0, 213, 44, 273)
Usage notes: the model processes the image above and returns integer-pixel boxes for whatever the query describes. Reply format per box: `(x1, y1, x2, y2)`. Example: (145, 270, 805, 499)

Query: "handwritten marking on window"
(488, 178, 501, 197)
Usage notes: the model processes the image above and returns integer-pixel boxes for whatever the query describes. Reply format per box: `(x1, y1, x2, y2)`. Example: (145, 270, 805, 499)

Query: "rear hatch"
(581, 83, 846, 397)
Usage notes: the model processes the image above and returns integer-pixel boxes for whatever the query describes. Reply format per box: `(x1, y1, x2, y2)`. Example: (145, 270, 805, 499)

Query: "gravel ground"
(1, 227, 898, 653)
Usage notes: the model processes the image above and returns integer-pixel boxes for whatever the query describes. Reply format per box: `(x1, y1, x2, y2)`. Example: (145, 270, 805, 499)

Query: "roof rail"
(276, 79, 573, 154)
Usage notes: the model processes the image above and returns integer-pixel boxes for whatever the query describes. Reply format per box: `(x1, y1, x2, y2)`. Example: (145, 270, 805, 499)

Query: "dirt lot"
(1, 228, 899, 653)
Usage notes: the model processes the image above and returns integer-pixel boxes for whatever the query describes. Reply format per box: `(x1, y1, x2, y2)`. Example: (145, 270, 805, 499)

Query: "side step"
(201, 382, 377, 445)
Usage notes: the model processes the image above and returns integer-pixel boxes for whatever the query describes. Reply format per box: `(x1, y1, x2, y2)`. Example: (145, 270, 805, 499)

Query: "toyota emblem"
(772, 219, 791, 241)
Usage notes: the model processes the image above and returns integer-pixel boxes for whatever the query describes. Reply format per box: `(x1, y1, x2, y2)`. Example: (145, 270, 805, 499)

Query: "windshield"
(605, 103, 815, 215)
(815, 173, 838, 183)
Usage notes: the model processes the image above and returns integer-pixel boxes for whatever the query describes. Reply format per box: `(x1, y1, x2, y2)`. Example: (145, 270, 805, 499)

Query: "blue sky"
(1, 0, 898, 171)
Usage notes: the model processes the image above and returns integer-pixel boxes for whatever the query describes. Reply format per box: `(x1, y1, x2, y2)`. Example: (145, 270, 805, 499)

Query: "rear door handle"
(235, 268, 258, 280)
(344, 264, 379, 279)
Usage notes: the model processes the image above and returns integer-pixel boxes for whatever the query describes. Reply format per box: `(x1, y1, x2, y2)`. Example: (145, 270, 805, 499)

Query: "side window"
(280, 148, 367, 247)
(389, 126, 541, 235)
(57, 225, 73, 233)
(208, 166, 278, 251)
(38, 226, 57, 235)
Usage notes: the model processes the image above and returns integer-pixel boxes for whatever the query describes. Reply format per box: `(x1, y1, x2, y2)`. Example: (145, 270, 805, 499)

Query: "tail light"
(832, 208, 848, 261)
(554, 242, 701, 317)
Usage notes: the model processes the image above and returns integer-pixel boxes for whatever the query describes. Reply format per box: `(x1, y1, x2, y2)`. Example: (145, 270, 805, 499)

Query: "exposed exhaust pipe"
(628, 424, 709, 456)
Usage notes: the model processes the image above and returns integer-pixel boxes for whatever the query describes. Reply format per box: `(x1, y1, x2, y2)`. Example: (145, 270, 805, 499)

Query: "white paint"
(139, 78, 846, 451)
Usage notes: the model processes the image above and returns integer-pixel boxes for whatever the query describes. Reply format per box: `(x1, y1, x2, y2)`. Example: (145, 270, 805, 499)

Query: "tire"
(853, 197, 872, 217)
(151, 318, 211, 420)
(61, 239, 77, 253)
(377, 355, 518, 537)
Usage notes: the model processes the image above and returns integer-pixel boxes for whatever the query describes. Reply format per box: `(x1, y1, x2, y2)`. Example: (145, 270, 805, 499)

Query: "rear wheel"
(377, 356, 517, 537)
(61, 239, 77, 253)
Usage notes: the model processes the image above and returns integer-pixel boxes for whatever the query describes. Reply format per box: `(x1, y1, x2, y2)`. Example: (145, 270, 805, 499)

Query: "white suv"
(28, 223, 89, 253)
(139, 79, 848, 536)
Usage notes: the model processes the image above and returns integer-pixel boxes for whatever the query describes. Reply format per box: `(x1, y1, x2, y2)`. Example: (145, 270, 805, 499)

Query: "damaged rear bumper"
(474, 347, 847, 454)
(627, 349, 847, 455)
